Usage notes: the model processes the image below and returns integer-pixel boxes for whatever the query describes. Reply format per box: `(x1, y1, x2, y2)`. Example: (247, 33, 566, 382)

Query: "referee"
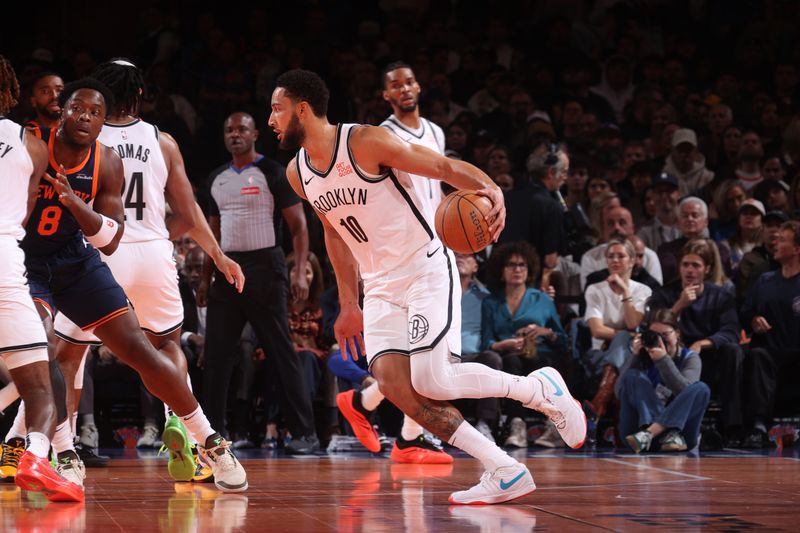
(200, 111, 319, 454)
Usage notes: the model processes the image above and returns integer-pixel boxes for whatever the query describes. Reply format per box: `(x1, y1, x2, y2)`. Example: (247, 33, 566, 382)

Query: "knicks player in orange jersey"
(269, 69, 586, 505)
(7, 78, 247, 492)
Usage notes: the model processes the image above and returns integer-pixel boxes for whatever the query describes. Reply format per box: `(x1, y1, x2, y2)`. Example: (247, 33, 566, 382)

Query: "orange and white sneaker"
(14, 452, 84, 502)
(448, 463, 535, 505)
(336, 390, 381, 453)
(390, 434, 453, 464)
(526, 367, 587, 449)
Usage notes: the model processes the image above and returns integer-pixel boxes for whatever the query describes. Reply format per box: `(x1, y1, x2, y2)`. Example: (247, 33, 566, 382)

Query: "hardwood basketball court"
(2, 447, 798, 531)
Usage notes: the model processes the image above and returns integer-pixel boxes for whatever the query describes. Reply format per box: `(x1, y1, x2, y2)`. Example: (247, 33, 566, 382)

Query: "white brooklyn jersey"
(380, 115, 445, 223)
(100, 120, 169, 243)
(0, 118, 33, 241)
(297, 123, 437, 280)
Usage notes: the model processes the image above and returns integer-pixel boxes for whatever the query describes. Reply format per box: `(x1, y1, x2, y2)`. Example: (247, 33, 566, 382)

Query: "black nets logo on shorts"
(408, 314, 430, 344)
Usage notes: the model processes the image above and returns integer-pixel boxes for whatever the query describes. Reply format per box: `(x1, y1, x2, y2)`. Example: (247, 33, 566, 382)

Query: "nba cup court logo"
(409, 314, 430, 344)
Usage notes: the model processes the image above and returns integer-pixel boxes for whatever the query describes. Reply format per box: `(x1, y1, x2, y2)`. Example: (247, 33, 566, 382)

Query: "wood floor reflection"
(1, 449, 799, 532)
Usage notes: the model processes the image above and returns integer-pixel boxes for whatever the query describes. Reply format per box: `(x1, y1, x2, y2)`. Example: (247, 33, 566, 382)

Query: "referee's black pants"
(203, 247, 315, 439)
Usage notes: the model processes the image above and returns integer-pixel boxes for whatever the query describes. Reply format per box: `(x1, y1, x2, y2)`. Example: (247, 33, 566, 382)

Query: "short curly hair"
(486, 241, 540, 293)
(275, 69, 329, 117)
(58, 78, 114, 115)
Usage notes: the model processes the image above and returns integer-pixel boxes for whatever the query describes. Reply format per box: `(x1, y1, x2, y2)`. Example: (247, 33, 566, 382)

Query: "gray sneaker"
(475, 420, 495, 443)
(659, 429, 688, 452)
(626, 430, 653, 453)
(504, 417, 528, 448)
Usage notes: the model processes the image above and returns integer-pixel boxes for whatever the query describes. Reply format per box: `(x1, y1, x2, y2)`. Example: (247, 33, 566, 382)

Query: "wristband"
(86, 214, 119, 248)
(621, 296, 632, 303)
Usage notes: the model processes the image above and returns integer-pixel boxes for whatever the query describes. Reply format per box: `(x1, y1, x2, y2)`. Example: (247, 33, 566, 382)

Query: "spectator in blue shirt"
(481, 242, 568, 447)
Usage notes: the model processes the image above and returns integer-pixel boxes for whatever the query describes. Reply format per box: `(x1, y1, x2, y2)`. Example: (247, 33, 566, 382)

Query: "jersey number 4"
(124, 171, 146, 221)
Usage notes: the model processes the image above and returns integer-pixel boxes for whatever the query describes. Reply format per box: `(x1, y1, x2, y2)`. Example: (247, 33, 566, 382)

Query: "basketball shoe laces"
(536, 399, 567, 431)
(202, 440, 239, 474)
(1, 443, 23, 470)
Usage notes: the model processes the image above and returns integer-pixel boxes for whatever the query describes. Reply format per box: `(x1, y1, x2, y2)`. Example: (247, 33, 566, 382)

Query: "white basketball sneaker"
(526, 367, 587, 449)
(448, 463, 535, 505)
(198, 437, 248, 493)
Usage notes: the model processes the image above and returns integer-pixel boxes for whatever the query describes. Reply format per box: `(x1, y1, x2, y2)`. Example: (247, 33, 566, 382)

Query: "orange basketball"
(434, 190, 494, 253)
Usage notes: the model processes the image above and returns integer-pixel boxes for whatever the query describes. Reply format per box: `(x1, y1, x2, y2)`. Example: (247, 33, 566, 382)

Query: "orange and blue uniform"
(20, 127, 129, 330)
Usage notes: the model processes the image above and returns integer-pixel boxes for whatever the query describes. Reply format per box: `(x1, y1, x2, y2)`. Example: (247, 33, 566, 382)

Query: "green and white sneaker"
(162, 415, 195, 481)
(198, 436, 248, 493)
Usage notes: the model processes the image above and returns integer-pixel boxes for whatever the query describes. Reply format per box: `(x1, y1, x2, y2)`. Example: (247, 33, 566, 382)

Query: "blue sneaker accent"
(499, 470, 527, 490)
(539, 371, 564, 396)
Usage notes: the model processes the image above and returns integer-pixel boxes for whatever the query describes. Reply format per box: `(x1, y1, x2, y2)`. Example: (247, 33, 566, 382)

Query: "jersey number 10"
(124, 171, 146, 221)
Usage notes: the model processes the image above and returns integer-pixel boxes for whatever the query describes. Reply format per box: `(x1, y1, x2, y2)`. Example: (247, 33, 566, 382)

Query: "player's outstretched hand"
(475, 185, 506, 242)
(44, 165, 80, 209)
(335, 304, 366, 361)
(215, 253, 245, 293)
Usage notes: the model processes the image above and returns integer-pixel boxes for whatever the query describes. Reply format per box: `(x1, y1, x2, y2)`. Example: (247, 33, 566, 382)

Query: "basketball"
(434, 190, 494, 253)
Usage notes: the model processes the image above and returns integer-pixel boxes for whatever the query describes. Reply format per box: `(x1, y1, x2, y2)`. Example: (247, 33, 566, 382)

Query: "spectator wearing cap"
(657, 196, 733, 286)
(663, 128, 715, 197)
(637, 172, 682, 251)
(740, 221, 800, 448)
(733, 131, 765, 193)
(735, 210, 786, 311)
(753, 176, 791, 214)
(722, 198, 765, 273)
(593, 122, 624, 171)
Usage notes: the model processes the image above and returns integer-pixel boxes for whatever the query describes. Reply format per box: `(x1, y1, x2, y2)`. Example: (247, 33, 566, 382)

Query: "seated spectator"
(481, 242, 568, 448)
(709, 179, 746, 242)
(617, 309, 710, 453)
(753, 178, 792, 214)
(648, 238, 745, 446)
(286, 252, 335, 439)
(585, 234, 661, 293)
(735, 210, 786, 310)
(625, 161, 659, 227)
(586, 188, 618, 243)
(456, 252, 503, 443)
(722, 198, 764, 273)
(663, 128, 715, 197)
(580, 206, 662, 289)
(657, 196, 732, 285)
(637, 172, 681, 251)
(581, 237, 652, 429)
(740, 221, 800, 448)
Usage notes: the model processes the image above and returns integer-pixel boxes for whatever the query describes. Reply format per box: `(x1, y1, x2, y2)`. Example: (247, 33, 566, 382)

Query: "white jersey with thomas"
(100, 119, 169, 243)
(379, 115, 445, 224)
(0, 118, 33, 241)
(297, 123, 438, 280)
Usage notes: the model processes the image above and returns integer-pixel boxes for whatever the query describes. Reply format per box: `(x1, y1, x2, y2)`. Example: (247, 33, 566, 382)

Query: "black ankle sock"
(204, 432, 224, 448)
(57, 449, 79, 463)
(352, 390, 373, 418)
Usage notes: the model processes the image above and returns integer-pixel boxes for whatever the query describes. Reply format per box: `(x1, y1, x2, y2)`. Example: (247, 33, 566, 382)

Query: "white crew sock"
(448, 421, 517, 472)
(359, 381, 384, 411)
(6, 401, 27, 441)
(0, 383, 20, 412)
(180, 405, 215, 445)
(52, 420, 75, 454)
(400, 415, 424, 441)
(26, 432, 50, 458)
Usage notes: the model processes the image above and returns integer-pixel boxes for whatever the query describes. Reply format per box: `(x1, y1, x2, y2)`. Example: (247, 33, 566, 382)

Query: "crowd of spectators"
(3, 0, 800, 453)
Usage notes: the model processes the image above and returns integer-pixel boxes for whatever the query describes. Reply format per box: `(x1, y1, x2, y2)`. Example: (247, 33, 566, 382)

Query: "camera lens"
(642, 330, 660, 348)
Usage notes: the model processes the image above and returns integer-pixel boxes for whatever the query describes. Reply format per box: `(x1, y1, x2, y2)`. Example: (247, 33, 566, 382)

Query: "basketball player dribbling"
(336, 61, 453, 464)
(11, 77, 247, 493)
(269, 69, 586, 505)
(0, 55, 82, 501)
